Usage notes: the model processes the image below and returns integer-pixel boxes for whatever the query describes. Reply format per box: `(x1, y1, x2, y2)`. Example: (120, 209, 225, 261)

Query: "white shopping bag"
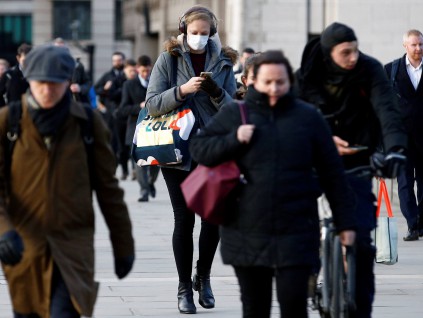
(373, 216, 398, 265)
(372, 179, 398, 265)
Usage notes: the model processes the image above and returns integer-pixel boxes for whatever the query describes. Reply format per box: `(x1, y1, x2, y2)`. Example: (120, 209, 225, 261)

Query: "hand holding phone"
(200, 73, 222, 98)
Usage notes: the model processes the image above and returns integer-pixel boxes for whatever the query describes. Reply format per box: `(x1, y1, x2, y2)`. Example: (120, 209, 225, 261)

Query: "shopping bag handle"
(375, 178, 394, 218)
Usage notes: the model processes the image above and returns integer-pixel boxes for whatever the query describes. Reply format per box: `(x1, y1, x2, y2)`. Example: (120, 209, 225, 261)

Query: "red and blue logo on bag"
(132, 105, 196, 166)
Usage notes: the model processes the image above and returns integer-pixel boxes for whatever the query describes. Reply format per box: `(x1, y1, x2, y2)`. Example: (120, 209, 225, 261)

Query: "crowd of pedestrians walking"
(0, 4, 421, 318)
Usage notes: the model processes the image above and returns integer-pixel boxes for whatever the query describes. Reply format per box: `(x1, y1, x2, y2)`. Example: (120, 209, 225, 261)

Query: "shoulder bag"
(131, 54, 196, 168)
(372, 178, 398, 265)
(181, 102, 247, 225)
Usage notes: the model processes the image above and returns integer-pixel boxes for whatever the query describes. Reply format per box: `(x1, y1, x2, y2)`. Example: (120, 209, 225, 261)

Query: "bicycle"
(311, 217, 356, 318)
(311, 166, 376, 318)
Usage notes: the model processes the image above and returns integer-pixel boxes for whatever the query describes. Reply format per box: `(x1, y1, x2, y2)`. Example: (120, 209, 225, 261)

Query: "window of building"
(0, 15, 32, 65)
(115, 0, 123, 40)
(53, 0, 91, 40)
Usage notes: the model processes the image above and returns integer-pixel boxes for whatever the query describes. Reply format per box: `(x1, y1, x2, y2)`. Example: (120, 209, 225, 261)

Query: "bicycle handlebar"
(345, 165, 381, 178)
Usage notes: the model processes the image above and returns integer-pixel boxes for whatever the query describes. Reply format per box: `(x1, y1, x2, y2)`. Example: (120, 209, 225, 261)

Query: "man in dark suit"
(0, 43, 32, 106)
(111, 59, 137, 180)
(117, 55, 159, 202)
(94, 52, 126, 165)
(385, 29, 423, 241)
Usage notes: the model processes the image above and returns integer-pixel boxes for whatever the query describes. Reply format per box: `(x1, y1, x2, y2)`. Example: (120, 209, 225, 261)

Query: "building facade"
(1, 0, 423, 80)
(124, 0, 423, 69)
(0, 0, 131, 81)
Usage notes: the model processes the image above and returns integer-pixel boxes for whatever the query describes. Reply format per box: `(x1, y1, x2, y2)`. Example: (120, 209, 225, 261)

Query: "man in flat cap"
(0, 45, 135, 318)
(296, 22, 407, 317)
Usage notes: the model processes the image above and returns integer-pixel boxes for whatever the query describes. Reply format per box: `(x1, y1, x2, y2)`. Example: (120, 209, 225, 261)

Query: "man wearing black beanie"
(296, 22, 407, 318)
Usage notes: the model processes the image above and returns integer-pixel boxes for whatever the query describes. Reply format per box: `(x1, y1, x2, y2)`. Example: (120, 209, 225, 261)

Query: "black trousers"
(115, 118, 129, 175)
(161, 167, 220, 282)
(397, 142, 423, 231)
(347, 176, 377, 318)
(234, 266, 311, 318)
(137, 165, 160, 197)
(14, 264, 80, 318)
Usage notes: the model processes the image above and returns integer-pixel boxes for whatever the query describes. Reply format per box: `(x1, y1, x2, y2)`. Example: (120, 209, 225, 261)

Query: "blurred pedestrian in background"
(0, 43, 32, 106)
(117, 55, 160, 200)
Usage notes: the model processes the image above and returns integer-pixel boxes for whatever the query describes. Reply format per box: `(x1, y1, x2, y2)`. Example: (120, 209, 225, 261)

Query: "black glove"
(0, 230, 24, 266)
(114, 255, 135, 279)
(383, 151, 406, 178)
(200, 77, 222, 98)
(371, 150, 406, 178)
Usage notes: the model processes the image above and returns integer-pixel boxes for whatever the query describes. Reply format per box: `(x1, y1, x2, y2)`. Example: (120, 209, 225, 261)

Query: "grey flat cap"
(23, 45, 75, 83)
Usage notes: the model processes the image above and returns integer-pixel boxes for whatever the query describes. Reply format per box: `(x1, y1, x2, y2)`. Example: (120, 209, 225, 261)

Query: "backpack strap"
(171, 54, 178, 87)
(79, 104, 96, 190)
(5, 101, 23, 180)
(4, 100, 96, 191)
(235, 100, 248, 124)
(390, 58, 401, 87)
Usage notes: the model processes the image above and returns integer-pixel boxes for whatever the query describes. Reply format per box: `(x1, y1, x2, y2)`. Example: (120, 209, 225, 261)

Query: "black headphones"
(178, 6, 218, 37)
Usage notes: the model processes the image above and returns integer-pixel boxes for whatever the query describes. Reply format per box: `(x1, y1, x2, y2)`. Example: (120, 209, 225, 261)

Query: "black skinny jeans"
(161, 167, 220, 282)
(234, 266, 311, 318)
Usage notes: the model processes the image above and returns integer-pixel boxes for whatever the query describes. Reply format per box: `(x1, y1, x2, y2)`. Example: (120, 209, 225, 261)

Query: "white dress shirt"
(405, 56, 423, 90)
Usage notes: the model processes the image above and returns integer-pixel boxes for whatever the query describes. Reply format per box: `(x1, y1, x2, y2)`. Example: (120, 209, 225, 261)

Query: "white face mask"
(187, 34, 209, 51)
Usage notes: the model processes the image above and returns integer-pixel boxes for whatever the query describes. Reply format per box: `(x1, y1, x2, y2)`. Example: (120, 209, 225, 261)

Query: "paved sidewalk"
(1, 175, 422, 317)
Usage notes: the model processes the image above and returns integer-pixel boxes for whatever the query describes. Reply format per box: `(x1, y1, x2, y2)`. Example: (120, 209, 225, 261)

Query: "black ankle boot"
(192, 269, 215, 309)
(177, 281, 196, 314)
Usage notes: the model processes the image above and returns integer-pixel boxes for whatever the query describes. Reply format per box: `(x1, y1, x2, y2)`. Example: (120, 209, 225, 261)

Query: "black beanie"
(320, 22, 357, 51)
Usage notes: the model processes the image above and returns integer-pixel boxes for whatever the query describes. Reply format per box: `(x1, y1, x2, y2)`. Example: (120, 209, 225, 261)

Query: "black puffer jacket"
(190, 87, 357, 268)
(296, 37, 407, 169)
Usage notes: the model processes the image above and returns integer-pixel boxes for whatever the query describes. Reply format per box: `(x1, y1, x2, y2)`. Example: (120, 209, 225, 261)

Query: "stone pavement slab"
(1, 175, 422, 317)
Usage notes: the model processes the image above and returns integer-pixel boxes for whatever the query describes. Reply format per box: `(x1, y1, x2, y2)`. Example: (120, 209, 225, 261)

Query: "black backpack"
(390, 58, 401, 87)
(4, 101, 96, 190)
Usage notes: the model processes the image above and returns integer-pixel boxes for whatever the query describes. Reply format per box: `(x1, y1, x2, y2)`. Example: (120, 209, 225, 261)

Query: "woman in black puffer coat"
(190, 50, 357, 318)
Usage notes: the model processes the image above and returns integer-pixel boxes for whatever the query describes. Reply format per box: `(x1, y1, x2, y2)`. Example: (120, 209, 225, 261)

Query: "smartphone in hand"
(347, 145, 368, 151)
(200, 72, 213, 78)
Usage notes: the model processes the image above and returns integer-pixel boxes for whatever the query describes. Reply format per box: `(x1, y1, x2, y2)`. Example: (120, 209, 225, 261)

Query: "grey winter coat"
(145, 34, 237, 127)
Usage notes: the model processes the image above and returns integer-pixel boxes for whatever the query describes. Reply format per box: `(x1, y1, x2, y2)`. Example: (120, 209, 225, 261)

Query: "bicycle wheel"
(331, 235, 344, 318)
(345, 245, 356, 313)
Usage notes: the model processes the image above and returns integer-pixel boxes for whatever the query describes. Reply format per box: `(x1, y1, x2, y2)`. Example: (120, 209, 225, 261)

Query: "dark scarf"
(27, 90, 71, 137)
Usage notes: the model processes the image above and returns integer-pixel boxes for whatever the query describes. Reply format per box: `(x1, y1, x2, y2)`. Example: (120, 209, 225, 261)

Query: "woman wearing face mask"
(145, 5, 237, 314)
(189, 50, 357, 318)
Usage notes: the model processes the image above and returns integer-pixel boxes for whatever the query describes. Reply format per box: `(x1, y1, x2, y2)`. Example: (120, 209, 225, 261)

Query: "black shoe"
(192, 271, 215, 309)
(138, 195, 148, 202)
(403, 229, 419, 241)
(149, 183, 156, 198)
(120, 172, 128, 181)
(419, 229, 423, 237)
(177, 282, 196, 314)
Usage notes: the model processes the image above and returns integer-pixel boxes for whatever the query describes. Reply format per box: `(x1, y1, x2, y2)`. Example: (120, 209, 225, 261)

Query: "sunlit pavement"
(1, 175, 422, 317)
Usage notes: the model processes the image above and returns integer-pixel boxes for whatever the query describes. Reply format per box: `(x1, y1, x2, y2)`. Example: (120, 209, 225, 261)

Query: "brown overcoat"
(0, 98, 135, 317)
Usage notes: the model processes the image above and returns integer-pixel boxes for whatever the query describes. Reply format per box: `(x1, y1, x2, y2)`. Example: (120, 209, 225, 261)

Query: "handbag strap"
(238, 102, 248, 125)
(376, 179, 394, 218)
(171, 54, 178, 87)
